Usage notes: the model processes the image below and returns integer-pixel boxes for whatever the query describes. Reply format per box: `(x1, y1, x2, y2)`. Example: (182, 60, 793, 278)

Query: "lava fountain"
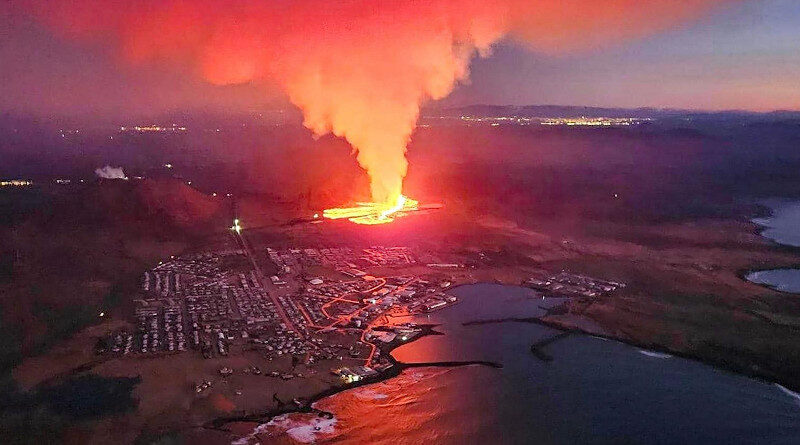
(324, 195, 419, 225)
(24, 1, 730, 227)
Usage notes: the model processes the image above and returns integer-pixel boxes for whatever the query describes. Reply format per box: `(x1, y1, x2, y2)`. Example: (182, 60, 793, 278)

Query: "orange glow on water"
(324, 195, 419, 225)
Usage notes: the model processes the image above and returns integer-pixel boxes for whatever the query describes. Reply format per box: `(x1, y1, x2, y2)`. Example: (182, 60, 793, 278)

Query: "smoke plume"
(25, 0, 728, 204)
(94, 165, 128, 180)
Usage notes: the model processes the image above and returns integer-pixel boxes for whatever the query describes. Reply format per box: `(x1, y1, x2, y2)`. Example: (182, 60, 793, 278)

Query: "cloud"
(94, 165, 128, 180)
(23, 0, 729, 203)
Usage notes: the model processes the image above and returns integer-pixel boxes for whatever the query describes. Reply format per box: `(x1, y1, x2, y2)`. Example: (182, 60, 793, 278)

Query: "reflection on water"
(746, 269, 800, 294)
(747, 200, 800, 294)
(753, 200, 800, 247)
(238, 284, 800, 444)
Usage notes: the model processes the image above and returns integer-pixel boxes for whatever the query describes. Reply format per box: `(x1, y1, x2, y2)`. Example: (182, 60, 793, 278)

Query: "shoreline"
(461, 312, 800, 394)
(188, 201, 800, 440)
(211, 275, 800, 441)
(737, 266, 800, 295)
(747, 201, 800, 252)
(201, 323, 502, 434)
(737, 200, 800, 294)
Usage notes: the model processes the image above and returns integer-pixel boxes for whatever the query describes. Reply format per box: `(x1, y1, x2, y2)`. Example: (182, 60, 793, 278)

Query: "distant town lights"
(454, 115, 652, 127)
(120, 125, 187, 133)
(0, 179, 33, 187)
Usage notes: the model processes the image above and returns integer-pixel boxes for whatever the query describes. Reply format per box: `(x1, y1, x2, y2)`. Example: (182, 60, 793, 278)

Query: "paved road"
(233, 230, 301, 337)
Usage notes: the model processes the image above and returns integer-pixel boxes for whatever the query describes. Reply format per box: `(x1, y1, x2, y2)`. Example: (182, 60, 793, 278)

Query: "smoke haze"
(23, 0, 729, 204)
(94, 165, 128, 180)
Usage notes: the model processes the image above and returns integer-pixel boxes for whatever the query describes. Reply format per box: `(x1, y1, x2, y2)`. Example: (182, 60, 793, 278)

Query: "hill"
(0, 178, 225, 369)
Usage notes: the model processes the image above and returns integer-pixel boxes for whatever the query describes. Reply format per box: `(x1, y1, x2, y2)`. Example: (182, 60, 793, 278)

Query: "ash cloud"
(24, 0, 729, 204)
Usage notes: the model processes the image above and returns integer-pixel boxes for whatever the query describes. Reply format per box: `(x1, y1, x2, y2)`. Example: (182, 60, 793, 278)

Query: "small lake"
(747, 200, 800, 294)
(746, 269, 800, 294)
(753, 200, 800, 248)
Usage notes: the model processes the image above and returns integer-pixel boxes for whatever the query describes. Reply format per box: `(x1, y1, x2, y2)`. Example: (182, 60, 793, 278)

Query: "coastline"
(450, 269, 800, 395)
(215, 274, 800, 442)
(738, 199, 800, 294)
(201, 322, 502, 435)
(748, 200, 800, 251)
(178, 201, 800, 441)
(737, 266, 800, 295)
(460, 312, 800, 393)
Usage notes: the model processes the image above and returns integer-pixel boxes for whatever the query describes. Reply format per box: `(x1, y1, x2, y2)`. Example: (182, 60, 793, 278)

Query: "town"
(96, 242, 463, 386)
(524, 271, 625, 298)
(93, 227, 630, 398)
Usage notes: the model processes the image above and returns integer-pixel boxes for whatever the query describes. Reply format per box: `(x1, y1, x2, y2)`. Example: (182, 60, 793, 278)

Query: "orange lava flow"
(324, 195, 419, 225)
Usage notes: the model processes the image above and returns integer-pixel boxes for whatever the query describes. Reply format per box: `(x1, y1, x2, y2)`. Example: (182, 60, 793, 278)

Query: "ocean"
(236, 284, 800, 444)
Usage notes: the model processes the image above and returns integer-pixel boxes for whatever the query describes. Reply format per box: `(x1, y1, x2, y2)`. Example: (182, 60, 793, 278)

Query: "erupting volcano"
(21, 0, 729, 226)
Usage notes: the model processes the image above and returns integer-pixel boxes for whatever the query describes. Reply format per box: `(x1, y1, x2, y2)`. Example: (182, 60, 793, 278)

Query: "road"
(232, 229, 302, 337)
(319, 278, 385, 322)
(319, 277, 416, 366)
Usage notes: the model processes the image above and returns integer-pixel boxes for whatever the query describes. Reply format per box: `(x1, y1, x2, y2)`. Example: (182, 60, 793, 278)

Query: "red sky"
(1, 0, 797, 117)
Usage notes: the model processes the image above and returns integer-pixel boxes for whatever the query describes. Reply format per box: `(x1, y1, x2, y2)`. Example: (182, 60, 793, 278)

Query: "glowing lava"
(324, 195, 419, 225)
